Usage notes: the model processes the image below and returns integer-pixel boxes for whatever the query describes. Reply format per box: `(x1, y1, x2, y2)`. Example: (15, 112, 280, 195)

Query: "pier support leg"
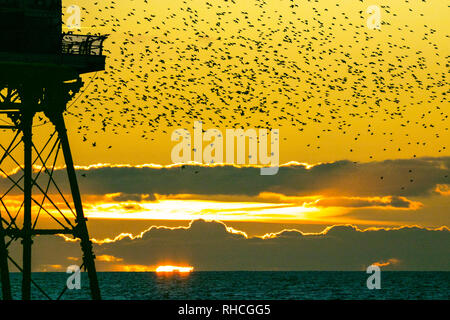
(51, 112, 101, 300)
(21, 110, 33, 300)
(0, 212, 12, 300)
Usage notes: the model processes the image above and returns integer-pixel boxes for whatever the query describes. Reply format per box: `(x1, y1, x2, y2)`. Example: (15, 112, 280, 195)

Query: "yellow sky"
(41, 0, 449, 166)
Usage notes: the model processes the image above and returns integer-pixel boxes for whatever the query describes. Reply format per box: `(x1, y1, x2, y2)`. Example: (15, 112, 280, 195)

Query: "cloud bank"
(8, 219, 449, 271)
(3, 157, 446, 198)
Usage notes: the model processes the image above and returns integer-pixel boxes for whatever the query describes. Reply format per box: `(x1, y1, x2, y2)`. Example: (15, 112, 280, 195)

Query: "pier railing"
(62, 34, 107, 56)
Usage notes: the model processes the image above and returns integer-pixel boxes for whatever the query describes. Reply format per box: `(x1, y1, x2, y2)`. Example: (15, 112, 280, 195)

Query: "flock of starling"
(57, 0, 447, 157)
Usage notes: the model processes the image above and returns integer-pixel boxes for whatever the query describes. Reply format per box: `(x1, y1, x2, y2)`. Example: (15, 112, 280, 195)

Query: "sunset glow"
(0, 0, 448, 305)
(82, 198, 321, 222)
(156, 266, 194, 273)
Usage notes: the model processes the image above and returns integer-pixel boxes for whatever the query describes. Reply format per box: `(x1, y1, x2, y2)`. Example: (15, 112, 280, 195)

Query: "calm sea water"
(2, 272, 449, 300)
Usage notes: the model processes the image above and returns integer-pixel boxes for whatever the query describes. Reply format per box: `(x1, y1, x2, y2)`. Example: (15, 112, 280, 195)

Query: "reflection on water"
(1, 271, 448, 300)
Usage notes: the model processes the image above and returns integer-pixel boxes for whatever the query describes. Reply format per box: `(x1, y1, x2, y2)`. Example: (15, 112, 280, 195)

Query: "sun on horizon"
(155, 265, 194, 273)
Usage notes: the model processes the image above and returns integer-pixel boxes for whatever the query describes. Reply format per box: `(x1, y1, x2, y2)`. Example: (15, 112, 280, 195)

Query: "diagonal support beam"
(0, 210, 12, 300)
(50, 112, 101, 300)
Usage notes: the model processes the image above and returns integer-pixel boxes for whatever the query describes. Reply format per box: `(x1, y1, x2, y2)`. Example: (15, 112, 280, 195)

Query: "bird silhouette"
(57, 0, 448, 180)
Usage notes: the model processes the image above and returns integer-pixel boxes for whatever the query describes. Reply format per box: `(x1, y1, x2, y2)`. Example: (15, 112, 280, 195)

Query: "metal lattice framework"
(0, 0, 107, 301)
(0, 82, 101, 300)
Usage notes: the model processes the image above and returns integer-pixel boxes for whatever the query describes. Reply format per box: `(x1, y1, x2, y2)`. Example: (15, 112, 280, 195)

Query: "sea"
(2, 271, 449, 300)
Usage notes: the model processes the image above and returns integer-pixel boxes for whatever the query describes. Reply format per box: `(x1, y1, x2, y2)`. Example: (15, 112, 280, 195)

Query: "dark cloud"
(111, 193, 144, 202)
(110, 193, 156, 202)
(310, 196, 420, 209)
(120, 203, 144, 211)
(8, 220, 449, 271)
(2, 157, 447, 198)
